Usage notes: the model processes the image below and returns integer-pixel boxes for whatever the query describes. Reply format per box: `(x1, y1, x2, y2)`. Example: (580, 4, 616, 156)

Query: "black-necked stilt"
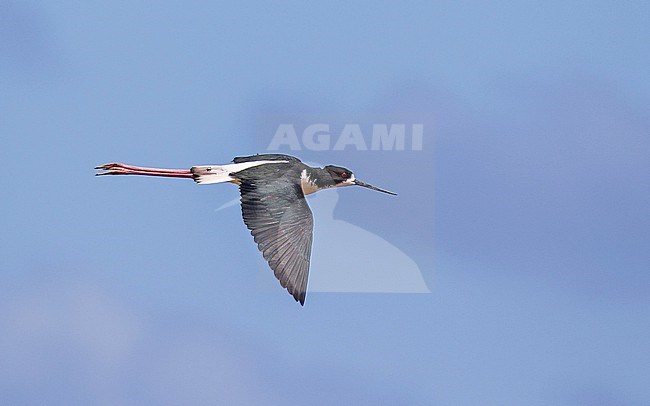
(95, 153, 395, 305)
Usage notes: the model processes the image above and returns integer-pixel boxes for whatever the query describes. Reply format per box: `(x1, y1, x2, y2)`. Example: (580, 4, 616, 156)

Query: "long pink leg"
(95, 163, 193, 178)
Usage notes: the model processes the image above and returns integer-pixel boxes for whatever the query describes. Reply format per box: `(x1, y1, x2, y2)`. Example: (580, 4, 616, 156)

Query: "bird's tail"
(190, 165, 238, 185)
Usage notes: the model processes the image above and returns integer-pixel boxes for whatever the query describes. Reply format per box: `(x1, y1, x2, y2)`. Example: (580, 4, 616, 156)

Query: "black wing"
(233, 153, 302, 164)
(236, 164, 313, 305)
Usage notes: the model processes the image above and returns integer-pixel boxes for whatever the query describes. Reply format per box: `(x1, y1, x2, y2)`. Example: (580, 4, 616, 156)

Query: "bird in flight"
(95, 153, 395, 305)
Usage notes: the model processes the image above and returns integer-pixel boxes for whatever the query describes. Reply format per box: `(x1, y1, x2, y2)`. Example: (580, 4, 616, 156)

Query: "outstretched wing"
(236, 164, 313, 305)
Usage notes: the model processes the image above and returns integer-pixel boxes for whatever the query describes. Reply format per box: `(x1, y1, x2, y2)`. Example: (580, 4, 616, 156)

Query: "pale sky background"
(1, 1, 649, 404)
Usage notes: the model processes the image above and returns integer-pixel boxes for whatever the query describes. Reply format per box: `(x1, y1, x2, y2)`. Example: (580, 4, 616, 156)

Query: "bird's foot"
(95, 163, 129, 176)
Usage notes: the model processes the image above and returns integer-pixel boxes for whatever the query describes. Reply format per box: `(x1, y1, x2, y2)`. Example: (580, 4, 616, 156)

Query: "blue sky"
(1, 1, 649, 404)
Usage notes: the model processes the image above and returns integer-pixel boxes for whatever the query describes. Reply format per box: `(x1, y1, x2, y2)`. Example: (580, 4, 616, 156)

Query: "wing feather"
(236, 163, 313, 305)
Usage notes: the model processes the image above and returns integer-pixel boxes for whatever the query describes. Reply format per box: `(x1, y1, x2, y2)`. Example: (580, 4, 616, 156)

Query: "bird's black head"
(324, 165, 354, 185)
(323, 165, 396, 195)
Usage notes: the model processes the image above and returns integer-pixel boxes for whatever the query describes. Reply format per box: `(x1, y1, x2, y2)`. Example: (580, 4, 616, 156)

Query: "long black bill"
(353, 180, 397, 196)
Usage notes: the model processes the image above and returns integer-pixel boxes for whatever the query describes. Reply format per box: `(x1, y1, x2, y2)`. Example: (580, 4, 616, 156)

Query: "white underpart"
(191, 160, 288, 185)
(300, 169, 321, 195)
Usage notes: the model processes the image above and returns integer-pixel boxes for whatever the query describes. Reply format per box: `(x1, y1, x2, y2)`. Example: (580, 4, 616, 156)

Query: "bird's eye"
(340, 171, 347, 178)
